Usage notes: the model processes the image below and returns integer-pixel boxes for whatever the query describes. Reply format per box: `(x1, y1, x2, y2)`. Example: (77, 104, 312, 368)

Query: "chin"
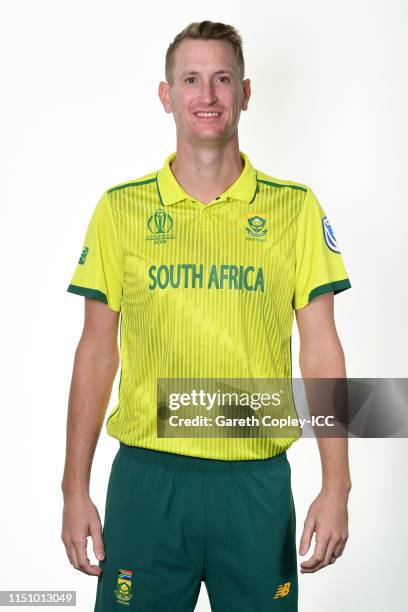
(192, 128, 228, 139)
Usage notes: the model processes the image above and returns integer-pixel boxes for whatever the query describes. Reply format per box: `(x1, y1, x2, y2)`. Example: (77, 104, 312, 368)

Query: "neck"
(170, 138, 244, 205)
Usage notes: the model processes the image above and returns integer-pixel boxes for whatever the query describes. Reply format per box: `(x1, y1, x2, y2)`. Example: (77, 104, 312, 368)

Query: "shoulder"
(97, 170, 159, 222)
(255, 168, 309, 195)
(105, 170, 158, 195)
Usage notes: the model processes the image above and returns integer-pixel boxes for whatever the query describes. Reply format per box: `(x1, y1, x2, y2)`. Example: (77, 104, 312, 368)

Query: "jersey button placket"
(196, 206, 205, 248)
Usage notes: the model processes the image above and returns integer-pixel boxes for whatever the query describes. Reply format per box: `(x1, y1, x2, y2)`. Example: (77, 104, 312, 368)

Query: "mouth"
(193, 111, 222, 119)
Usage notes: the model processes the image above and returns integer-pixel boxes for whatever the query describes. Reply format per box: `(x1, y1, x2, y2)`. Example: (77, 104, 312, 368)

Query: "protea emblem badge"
(246, 213, 268, 242)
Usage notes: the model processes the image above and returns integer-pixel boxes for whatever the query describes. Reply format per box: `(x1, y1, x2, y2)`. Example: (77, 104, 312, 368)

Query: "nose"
(198, 79, 218, 105)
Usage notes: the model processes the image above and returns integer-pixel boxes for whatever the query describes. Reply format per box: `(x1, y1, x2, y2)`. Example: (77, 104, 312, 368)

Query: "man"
(62, 20, 352, 612)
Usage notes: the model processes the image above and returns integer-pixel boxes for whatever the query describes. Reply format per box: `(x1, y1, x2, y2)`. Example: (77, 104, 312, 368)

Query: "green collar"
(156, 150, 258, 206)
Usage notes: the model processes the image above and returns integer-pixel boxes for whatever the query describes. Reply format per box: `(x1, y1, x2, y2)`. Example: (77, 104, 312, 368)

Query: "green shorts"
(94, 443, 298, 611)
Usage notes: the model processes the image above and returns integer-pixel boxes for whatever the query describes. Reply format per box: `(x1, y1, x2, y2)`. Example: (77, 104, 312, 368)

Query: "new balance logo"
(273, 580, 291, 599)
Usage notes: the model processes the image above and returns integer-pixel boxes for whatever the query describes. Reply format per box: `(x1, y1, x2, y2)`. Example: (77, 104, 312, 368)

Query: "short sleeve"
(66, 190, 123, 312)
(292, 187, 351, 310)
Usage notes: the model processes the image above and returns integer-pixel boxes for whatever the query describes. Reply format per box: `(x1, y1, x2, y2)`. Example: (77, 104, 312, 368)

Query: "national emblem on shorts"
(114, 568, 133, 605)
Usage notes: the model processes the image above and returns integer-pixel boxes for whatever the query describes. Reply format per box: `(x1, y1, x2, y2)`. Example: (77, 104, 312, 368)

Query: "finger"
(66, 543, 79, 570)
(300, 533, 330, 572)
(329, 532, 348, 562)
(300, 555, 330, 573)
(323, 538, 337, 567)
(299, 517, 315, 556)
(74, 537, 102, 576)
(300, 552, 325, 570)
(329, 547, 340, 564)
(300, 556, 324, 571)
(90, 522, 105, 562)
(314, 529, 330, 566)
(332, 547, 342, 559)
(335, 533, 349, 557)
(302, 537, 340, 573)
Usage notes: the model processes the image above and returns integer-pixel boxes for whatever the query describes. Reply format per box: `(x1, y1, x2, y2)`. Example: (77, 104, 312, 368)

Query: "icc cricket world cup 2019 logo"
(146, 209, 175, 244)
(114, 568, 133, 605)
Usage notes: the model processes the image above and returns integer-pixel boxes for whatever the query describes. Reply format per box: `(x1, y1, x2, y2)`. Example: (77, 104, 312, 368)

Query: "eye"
(218, 75, 230, 83)
(185, 77, 196, 84)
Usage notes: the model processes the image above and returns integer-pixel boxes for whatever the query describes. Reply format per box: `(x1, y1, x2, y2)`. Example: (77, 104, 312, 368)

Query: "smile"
(194, 112, 221, 118)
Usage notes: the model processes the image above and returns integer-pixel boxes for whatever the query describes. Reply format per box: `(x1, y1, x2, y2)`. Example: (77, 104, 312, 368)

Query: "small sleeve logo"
(322, 217, 340, 253)
(78, 246, 89, 265)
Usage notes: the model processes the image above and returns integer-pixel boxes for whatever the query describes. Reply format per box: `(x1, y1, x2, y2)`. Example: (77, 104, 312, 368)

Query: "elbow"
(299, 339, 346, 377)
(74, 338, 120, 371)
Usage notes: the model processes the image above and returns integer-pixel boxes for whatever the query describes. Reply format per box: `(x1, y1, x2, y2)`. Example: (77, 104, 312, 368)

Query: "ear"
(241, 78, 251, 111)
(158, 81, 173, 114)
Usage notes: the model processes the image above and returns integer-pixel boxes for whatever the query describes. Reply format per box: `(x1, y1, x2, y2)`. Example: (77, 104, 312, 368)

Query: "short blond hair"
(165, 20, 245, 85)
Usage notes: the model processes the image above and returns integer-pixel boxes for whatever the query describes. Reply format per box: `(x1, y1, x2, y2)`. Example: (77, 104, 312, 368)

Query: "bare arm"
(61, 297, 120, 575)
(295, 292, 351, 573)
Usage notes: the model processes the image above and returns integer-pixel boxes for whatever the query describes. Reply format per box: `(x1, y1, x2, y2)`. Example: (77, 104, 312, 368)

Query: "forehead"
(172, 39, 238, 75)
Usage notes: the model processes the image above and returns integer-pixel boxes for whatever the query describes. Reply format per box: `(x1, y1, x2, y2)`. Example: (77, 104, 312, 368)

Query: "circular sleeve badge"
(322, 216, 341, 253)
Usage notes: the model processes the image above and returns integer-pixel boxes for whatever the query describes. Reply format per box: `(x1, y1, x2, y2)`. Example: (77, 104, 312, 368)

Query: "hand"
(61, 492, 105, 575)
(299, 488, 349, 573)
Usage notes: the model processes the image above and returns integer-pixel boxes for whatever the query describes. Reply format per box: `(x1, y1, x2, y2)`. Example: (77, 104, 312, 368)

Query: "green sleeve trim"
(308, 278, 352, 302)
(67, 284, 108, 304)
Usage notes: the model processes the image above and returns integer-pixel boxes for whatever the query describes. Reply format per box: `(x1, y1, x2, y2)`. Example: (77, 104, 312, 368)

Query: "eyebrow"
(180, 69, 234, 77)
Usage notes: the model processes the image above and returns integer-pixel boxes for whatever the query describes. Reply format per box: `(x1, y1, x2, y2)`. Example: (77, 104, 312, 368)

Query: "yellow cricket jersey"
(67, 151, 351, 460)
